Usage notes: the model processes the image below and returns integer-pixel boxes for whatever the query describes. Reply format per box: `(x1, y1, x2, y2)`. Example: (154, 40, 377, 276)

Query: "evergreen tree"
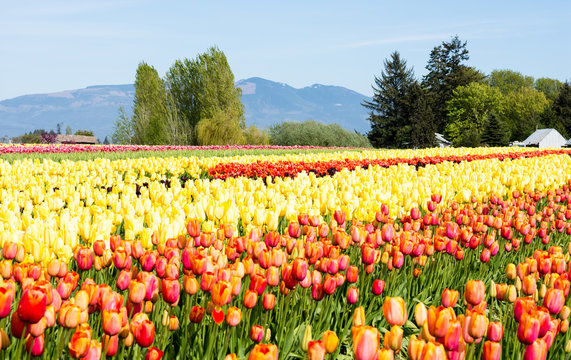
(553, 82, 571, 137)
(362, 51, 415, 148)
(407, 83, 436, 148)
(422, 36, 484, 133)
(481, 113, 509, 147)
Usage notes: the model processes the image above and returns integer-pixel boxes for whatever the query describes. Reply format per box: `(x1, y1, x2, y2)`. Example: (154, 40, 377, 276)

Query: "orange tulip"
(352, 325, 380, 360)
(243, 290, 258, 309)
(383, 297, 407, 326)
(464, 280, 485, 306)
(427, 306, 455, 338)
(307, 340, 326, 360)
(419, 341, 446, 360)
(442, 320, 462, 351)
(145, 347, 164, 360)
(226, 307, 242, 327)
(250, 325, 264, 343)
(321, 330, 339, 353)
(0, 286, 14, 319)
(69, 329, 91, 358)
(408, 335, 426, 360)
(517, 312, 540, 344)
(102, 309, 123, 336)
(543, 288, 565, 315)
(522, 275, 537, 296)
(378, 348, 394, 360)
(352, 306, 365, 327)
(383, 325, 403, 352)
(414, 302, 427, 327)
(248, 343, 278, 360)
(468, 311, 488, 339)
(211, 281, 232, 307)
(482, 341, 501, 360)
(441, 289, 459, 308)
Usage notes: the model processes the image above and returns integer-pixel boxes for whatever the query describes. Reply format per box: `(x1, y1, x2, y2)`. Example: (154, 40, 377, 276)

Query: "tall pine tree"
(553, 82, 571, 137)
(481, 113, 509, 147)
(363, 51, 415, 148)
(406, 83, 436, 148)
(422, 36, 484, 133)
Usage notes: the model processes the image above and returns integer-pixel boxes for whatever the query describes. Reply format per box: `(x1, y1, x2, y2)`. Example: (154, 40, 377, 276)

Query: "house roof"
(435, 133, 451, 145)
(565, 138, 571, 146)
(56, 134, 97, 144)
(522, 128, 561, 146)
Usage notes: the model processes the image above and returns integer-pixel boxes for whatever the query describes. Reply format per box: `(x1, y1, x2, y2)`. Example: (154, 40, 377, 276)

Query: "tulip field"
(0, 144, 571, 360)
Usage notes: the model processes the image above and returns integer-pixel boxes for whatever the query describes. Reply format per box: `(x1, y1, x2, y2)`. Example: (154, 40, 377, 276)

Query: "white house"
(521, 128, 567, 148)
(435, 133, 451, 148)
(564, 138, 571, 148)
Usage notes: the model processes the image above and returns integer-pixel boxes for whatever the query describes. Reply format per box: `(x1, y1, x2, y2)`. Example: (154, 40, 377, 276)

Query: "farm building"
(56, 134, 98, 144)
(564, 138, 571, 148)
(521, 128, 567, 148)
(435, 133, 451, 148)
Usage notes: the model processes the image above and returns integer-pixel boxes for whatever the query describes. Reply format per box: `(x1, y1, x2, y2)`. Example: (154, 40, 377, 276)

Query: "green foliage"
(242, 125, 269, 145)
(486, 69, 534, 95)
(65, 126, 73, 135)
(422, 36, 485, 132)
(12, 132, 42, 144)
(363, 51, 416, 148)
(166, 46, 244, 145)
(445, 82, 504, 146)
(534, 77, 563, 102)
(74, 130, 94, 136)
(196, 108, 245, 146)
(407, 83, 436, 148)
(481, 113, 509, 146)
(553, 82, 571, 137)
(269, 120, 371, 147)
(132, 62, 169, 145)
(503, 86, 549, 141)
(112, 106, 136, 145)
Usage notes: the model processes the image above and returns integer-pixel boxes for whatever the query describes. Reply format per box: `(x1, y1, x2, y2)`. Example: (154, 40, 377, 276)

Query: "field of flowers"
(0, 144, 570, 359)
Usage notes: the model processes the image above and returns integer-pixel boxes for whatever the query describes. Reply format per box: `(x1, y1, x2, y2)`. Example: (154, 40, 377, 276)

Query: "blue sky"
(1, 0, 569, 100)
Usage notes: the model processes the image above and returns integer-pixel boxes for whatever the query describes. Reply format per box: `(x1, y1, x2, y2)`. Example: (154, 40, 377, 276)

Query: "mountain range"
(0, 77, 372, 140)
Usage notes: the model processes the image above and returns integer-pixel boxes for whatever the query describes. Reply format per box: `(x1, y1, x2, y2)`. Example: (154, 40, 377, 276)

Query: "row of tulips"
(207, 149, 571, 180)
(0, 177, 570, 359)
(2, 149, 571, 266)
(0, 144, 358, 154)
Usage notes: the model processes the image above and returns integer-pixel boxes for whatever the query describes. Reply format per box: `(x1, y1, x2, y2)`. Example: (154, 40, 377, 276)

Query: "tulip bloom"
(543, 288, 564, 315)
(414, 302, 428, 327)
(145, 347, 164, 360)
(226, 307, 242, 327)
(248, 343, 278, 360)
(250, 325, 264, 343)
(211, 281, 231, 307)
(408, 335, 425, 360)
(482, 341, 501, 360)
(352, 326, 380, 360)
(321, 330, 338, 353)
(102, 309, 123, 336)
(307, 340, 326, 360)
(441, 289, 459, 308)
(262, 293, 275, 311)
(17, 288, 47, 324)
(69, 330, 91, 358)
(133, 319, 155, 347)
(0, 286, 14, 319)
(372, 279, 385, 296)
(523, 338, 547, 360)
(517, 312, 540, 344)
(427, 306, 454, 338)
(189, 306, 205, 323)
(464, 280, 485, 306)
(419, 341, 446, 360)
(347, 287, 359, 304)
(384, 325, 403, 352)
(487, 322, 503, 342)
(383, 297, 407, 327)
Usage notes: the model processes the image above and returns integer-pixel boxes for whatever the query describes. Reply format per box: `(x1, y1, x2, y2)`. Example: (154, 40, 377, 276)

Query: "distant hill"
(0, 78, 371, 140)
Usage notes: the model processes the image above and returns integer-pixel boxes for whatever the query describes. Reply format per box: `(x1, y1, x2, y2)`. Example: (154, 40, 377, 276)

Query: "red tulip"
(347, 287, 359, 304)
(543, 288, 564, 315)
(17, 288, 47, 323)
(0, 286, 14, 318)
(486, 322, 503, 342)
(133, 319, 155, 347)
(523, 338, 547, 360)
(145, 347, 164, 360)
(189, 306, 205, 323)
(250, 325, 264, 343)
(372, 279, 385, 296)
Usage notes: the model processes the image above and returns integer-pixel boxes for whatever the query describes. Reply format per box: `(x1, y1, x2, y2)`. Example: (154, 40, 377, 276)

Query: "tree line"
(112, 46, 268, 146)
(364, 36, 571, 148)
